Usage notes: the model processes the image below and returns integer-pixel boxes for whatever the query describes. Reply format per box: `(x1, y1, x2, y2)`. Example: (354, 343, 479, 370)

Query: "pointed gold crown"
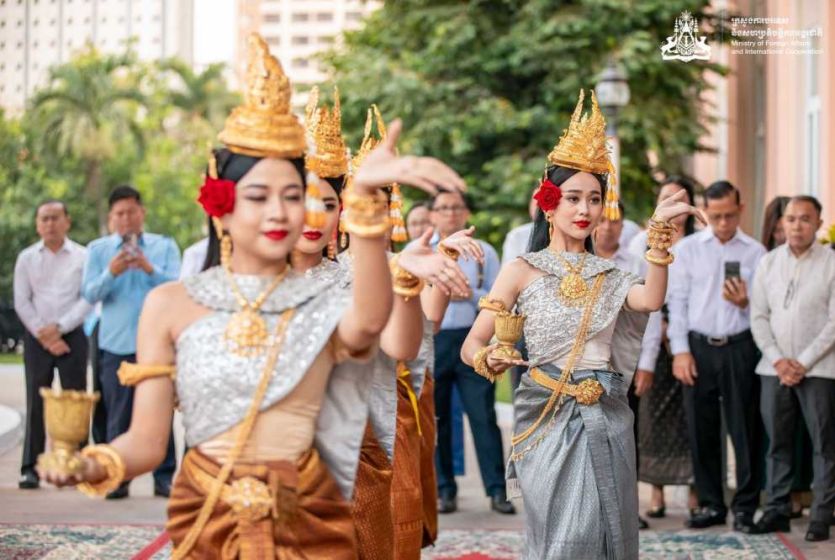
(218, 33, 306, 158)
(305, 86, 349, 178)
(547, 89, 611, 175)
(350, 105, 383, 173)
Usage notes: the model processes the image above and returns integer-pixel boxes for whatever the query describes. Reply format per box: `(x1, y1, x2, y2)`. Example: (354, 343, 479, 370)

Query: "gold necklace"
(551, 250, 589, 306)
(223, 265, 289, 357)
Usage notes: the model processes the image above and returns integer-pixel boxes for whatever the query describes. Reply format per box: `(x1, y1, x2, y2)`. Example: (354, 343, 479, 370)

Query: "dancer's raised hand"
(352, 119, 467, 195)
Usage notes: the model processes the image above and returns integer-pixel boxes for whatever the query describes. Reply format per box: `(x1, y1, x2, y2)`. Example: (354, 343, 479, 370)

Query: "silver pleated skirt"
(508, 366, 639, 560)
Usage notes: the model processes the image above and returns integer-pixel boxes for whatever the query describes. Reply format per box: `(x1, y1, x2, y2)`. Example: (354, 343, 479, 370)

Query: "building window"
(346, 12, 362, 22)
(316, 12, 333, 22)
(263, 13, 280, 23)
(291, 13, 309, 22)
(265, 36, 280, 47)
(318, 35, 335, 45)
(293, 57, 309, 68)
(291, 36, 309, 45)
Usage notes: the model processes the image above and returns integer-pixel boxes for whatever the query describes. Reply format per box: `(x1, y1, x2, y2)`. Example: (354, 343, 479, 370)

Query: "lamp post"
(594, 60, 630, 181)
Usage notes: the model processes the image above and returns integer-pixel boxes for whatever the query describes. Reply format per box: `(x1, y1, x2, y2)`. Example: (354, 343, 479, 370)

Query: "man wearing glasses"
(668, 181, 766, 532)
(426, 189, 513, 515)
(750, 196, 834, 542)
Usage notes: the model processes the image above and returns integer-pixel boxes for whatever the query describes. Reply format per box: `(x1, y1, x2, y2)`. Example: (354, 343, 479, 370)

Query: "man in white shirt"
(668, 181, 766, 532)
(501, 191, 538, 265)
(750, 196, 835, 542)
(180, 237, 209, 280)
(13, 200, 91, 489)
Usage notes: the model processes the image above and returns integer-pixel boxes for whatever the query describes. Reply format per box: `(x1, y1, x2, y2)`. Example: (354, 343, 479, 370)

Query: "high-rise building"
(0, 0, 194, 113)
(236, 0, 381, 103)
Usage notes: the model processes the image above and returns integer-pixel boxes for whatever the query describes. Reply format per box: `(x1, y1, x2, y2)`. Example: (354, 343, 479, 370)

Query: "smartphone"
(724, 261, 741, 280)
(122, 233, 139, 257)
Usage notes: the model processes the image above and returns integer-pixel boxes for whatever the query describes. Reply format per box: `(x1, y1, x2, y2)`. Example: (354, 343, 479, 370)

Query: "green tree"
(28, 44, 146, 231)
(157, 59, 240, 131)
(325, 0, 726, 248)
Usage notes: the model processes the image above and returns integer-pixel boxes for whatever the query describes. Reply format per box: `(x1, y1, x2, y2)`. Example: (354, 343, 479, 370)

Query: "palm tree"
(30, 44, 146, 231)
(158, 59, 239, 130)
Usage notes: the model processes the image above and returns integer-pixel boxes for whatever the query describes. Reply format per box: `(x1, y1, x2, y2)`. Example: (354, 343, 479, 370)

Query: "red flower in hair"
(533, 178, 562, 212)
(198, 176, 236, 217)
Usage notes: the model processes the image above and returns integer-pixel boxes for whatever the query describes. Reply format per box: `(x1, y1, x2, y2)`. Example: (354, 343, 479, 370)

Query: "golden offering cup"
(36, 389, 99, 476)
(493, 311, 526, 361)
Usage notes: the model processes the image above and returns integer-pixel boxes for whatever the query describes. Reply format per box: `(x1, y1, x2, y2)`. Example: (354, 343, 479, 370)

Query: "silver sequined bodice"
(177, 264, 348, 446)
(515, 250, 641, 367)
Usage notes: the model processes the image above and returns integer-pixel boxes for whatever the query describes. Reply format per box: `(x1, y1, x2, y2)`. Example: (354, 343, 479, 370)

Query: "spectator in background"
(82, 185, 181, 499)
(669, 181, 766, 532)
(620, 216, 642, 249)
(760, 194, 812, 520)
(406, 200, 432, 241)
(426, 189, 513, 515)
(630, 177, 699, 520)
(180, 237, 209, 280)
(593, 201, 657, 530)
(502, 190, 538, 265)
(750, 196, 835, 542)
(14, 200, 91, 489)
(761, 196, 790, 251)
(629, 176, 700, 259)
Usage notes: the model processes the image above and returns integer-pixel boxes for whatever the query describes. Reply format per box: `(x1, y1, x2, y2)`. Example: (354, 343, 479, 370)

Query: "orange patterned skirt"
(418, 372, 438, 546)
(167, 448, 357, 559)
(351, 423, 394, 560)
(392, 373, 424, 560)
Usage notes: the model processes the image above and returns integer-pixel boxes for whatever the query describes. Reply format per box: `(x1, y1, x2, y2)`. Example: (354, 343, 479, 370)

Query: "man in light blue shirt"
(425, 189, 513, 515)
(82, 185, 181, 499)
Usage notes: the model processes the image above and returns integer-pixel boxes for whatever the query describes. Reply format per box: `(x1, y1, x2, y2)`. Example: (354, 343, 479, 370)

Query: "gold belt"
(190, 464, 277, 524)
(529, 368, 605, 405)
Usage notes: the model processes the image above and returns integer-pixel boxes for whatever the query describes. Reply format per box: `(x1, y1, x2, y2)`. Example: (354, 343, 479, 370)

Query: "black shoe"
(685, 508, 727, 529)
(750, 511, 790, 534)
(154, 481, 171, 498)
(18, 470, 39, 490)
(438, 495, 457, 514)
(733, 512, 756, 533)
(106, 483, 129, 500)
(638, 516, 649, 530)
(790, 506, 803, 519)
(490, 491, 516, 515)
(647, 505, 666, 519)
(805, 521, 830, 542)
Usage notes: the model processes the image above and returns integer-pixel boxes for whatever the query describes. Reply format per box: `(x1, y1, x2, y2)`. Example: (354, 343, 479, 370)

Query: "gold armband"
(77, 444, 126, 498)
(645, 249, 675, 267)
(117, 363, 176, 387)
(438, 244, 460, 261)
(389, 254, 424, 301)
(342, 189, 390, 238)
(478, 297, 507, 314)
(473, 346, 503, 383)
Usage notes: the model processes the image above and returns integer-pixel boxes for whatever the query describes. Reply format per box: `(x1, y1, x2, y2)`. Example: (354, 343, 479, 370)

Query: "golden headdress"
(547, 89, 620, 220)
(218, 34, 306, 158)
(305, 86, 349, 178)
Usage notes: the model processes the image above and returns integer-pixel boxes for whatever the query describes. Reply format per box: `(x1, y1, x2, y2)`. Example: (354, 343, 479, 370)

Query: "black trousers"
(683, 332, 763, 515)
(89, 322, 107, 444)
(99, 350, 176, 486)
(761, 376, 835, 523)
(21, 328, 88, 474)
(434, 328, 506, 498)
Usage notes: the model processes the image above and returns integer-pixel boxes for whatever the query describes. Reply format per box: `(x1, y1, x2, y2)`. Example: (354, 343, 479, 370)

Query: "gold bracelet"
(473, 346, 503, 382)
(342, 189, 390, 238)
(478, 297, 507, 313)
(647, 217, 675, 252)
(645, 249, 675, 266)
(438, 244, 460, 261)
(389, 254, 424, 301)
(77, 444, 126, 498)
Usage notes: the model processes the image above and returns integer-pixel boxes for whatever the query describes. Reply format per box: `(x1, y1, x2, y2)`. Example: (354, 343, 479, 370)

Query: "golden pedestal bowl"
(36, 389, 99, 476)
(494, 311, 526, 361)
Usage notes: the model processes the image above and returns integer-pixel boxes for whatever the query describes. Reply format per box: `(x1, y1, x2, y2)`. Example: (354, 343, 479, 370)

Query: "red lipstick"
(302, 231, 323, 241)
(573, 220, 591, 229)
(263, 230, 288, 241)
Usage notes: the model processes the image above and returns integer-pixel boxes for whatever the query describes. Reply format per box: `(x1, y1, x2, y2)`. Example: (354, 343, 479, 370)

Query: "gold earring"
(327, 238, 337, 260)
(212, 217, 232, 270)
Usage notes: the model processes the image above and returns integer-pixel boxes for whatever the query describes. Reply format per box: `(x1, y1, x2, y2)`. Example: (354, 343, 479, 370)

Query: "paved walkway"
(0, 362, 832, 558)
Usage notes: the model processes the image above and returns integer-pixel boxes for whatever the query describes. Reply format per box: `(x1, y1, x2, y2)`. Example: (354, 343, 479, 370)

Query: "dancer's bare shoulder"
(142, 281, 212, 342)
